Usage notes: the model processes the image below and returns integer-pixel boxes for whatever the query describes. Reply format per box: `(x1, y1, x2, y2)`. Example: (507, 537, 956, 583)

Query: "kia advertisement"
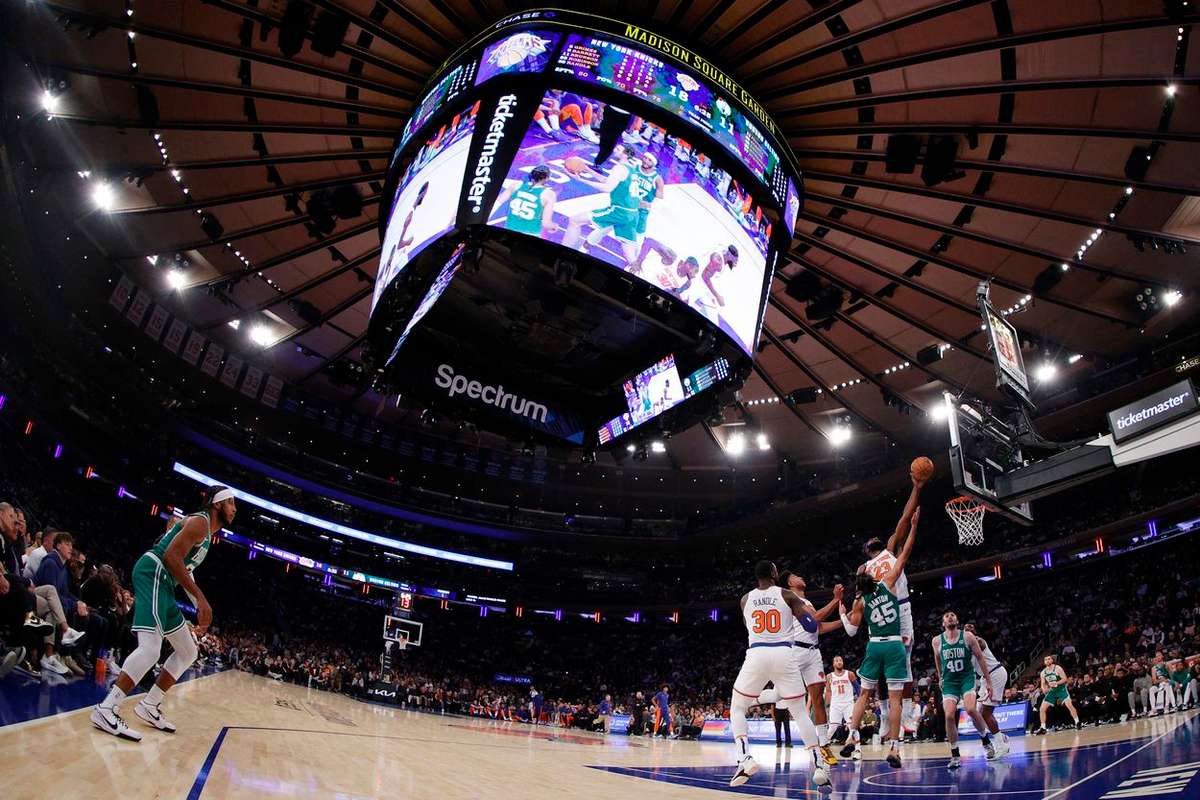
(486, 88, 771, 355)
(373, 102, 479, 315)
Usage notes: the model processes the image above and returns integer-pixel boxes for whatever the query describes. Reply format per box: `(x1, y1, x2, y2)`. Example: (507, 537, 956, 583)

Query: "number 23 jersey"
(743, 586, 795, 646)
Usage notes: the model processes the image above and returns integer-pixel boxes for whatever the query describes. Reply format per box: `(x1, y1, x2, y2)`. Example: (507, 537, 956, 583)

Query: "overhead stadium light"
(41, 89, 60, 115)
(726, 432, 746, 455)
(755, 432, 770, 451)
(166, 270, 187, 290)
(650, 441, 666, 453)
(829, 426, 852, 447)
(91, 181, 115, 211)
(1163, 289, 1182, 307)
(1035, 362, 1058, 383)
(249, 324, 274, 347)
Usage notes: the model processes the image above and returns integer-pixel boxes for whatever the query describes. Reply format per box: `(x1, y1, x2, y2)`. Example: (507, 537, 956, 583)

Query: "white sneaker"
(40, 654, 70, 676)
(813, 766, 831, 787)
(91, 705, 142, 741)
(729, 755, 760, 787)
(995, 737, 1011, 758)
(134, 700, 177, 733)
(61, 627, 86, 646)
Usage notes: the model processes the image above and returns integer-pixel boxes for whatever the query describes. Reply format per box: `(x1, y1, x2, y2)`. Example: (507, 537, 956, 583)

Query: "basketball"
(910, 455, 935, 482)
(563, 155, 589, 175)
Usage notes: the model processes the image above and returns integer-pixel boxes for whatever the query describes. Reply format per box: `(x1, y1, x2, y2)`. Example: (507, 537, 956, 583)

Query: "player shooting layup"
(859, 464, 929, 727)
(839, 507, 920, 767)
(92, 486, 235, 740)
(728, 560, 830, 789)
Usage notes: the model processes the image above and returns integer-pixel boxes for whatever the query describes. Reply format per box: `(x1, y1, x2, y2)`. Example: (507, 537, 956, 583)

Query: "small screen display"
(624, 354, 685, 425)
(598, 356, 728, 443)
(384, 244, 464, 367)
(399, 60, 479, 151)
(783, 178, 801, 236)
(487, 88, 771, 355)
(986, 306, 1029, 396)
(373, 103, 479, 315)
(554, 34, 784, 202)
(476, 30, 561, 85)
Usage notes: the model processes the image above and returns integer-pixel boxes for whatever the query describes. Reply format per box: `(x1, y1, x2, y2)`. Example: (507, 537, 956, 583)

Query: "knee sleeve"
(163, 626, 198, 680)
(120, 630, 164, 684)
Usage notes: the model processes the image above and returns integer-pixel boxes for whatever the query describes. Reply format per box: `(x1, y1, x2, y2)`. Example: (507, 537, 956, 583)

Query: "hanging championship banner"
(163, 318, 188, 354)
(182, 331, 207, 365)
(241, 365, 264, 399)
(201, 343, 224, 377)
(126, 289, 152, 326)
(109, 275, 135, 312)
(221, 354, 245, 388)
(261, 375, 283, 408)
(144, 305, 170, 341)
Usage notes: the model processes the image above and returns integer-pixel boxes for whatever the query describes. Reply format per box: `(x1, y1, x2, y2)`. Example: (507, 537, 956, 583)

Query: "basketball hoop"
(394, 632, 409, 652)
(945, 496, 987, 546)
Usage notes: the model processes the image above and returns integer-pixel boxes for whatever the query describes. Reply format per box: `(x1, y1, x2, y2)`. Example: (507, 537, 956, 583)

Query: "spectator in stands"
(33, 532, 106, 675)
(22, 528, 55, 581)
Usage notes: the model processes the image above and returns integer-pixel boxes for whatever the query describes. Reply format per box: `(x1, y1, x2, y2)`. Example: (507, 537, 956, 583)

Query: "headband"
(210, 489, 235, 504)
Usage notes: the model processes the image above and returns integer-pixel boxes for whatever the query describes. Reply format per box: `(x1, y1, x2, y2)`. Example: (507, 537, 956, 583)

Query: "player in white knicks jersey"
(775, 572, 844, 765)
(728, 560, 830, 789)
(964, 622, 1011, 758)
(859, 468, 928, 727)
(825, 655, 858, 743)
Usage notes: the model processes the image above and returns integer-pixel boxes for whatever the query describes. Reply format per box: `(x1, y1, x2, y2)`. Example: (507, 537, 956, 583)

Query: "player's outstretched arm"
(810, 584, 843, 622)
(841, 597, 864, 636)
(781, 588, 810, 620)
(885, 508, 920, 589)
(888, 471, 928, 552)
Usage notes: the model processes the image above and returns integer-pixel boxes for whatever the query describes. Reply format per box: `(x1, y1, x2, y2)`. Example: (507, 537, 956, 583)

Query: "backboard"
(384, 615, 424, 647)
(945, 393, 1033, 525)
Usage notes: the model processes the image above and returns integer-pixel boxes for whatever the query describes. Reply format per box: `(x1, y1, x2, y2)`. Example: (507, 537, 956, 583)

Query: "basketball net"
(394, 632, 409, 652)
(945, 496, 986, 546)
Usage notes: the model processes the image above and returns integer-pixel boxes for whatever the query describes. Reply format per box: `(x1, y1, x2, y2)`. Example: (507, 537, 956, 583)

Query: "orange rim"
(945, 495, 986, 511)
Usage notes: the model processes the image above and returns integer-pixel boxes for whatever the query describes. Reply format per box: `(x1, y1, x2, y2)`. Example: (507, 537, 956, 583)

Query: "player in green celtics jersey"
(932, 611, 995, 768)
(1033, 654, 1081, 734)
(838, 507, 920, 768)
(1150, 651, 1177, 714)
(630, 150, 664, 241)
(562, 144, 642, 264)
(493, 165, 557, 237)
(92, 486, 236, 741)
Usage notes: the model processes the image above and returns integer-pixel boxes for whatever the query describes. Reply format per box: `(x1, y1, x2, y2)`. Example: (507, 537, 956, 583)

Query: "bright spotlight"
(166, 270, 187, 290)
(726, 432, 746, 456)
(650, 441, 666, 454)
(929, 403, 949, 422)
(248, 324, 274, 347)
(626, 444, 636, 454)
(1035, 363, 1057, 383)
(1163, 290, 1182, 307)
(829, 427, 852, 447)
(91, 181, 115, 211)
(41, 90, 60, 115)
(755, 432, 770, 451)
(227, 319, 241, 330)
(1068, 353, 1083, 364)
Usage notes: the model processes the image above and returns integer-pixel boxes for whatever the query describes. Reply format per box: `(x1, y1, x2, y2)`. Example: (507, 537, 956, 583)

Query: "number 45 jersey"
(743, 585, 795, 645)
(863, 581, 901, 637)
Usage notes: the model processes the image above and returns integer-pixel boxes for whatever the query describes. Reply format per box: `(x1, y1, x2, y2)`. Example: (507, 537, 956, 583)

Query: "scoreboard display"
(371, 10, 802, 447)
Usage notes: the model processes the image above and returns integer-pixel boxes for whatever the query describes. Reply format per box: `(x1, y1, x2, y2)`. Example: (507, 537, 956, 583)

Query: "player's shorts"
(733, 644, 804, 704)
(793, 645, 826, 686)
(591, 205, 638, 242)
(130, 552, 187, 636)
(941, 671, 977, 702)
(977, 666, 1009, 706)
(828, 702, 854, 726)
(858, 638, 911, 691)
(1043, 686, 1070, 705)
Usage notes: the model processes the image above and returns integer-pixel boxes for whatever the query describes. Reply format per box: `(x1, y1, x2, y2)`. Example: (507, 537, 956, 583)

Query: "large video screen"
(486, 88, 771, 355)
(384, 244, 464, 367)
(476, 30, 561, 85)
(373, 103, 479, 315)
(398, 61, 479, 151)
(554, 34, 786, 203)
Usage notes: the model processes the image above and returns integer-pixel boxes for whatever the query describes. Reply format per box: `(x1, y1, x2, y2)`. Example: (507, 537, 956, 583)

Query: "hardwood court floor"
(0, 670, 1196, 799)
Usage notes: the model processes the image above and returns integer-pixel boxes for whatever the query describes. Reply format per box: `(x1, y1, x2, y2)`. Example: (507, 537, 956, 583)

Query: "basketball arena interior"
(2, 2, 1200, 798)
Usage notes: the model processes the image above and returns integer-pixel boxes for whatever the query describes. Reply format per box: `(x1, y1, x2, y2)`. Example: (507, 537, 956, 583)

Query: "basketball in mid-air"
(563, 155, 590, 175)
(911, 455, 935, 482)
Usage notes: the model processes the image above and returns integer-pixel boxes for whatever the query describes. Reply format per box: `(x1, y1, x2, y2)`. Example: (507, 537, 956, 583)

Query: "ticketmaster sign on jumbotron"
(1107, 379, 1198, 445)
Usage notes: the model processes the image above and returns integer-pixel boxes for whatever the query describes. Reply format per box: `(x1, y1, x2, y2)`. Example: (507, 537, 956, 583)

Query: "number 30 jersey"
(743, 586, 795, 646)
(862, 581, 902, 637)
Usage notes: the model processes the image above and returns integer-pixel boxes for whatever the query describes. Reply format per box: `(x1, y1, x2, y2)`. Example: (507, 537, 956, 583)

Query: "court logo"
(468, 93, 519, 213)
